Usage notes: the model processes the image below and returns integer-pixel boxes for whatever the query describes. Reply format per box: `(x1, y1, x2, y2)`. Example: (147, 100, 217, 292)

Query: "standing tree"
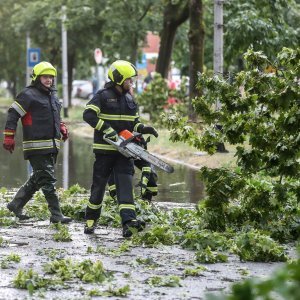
(12, 0, 107, 104)
(224, 0, 300, 70)
(188, 0, 204, 118)
(0, 0, 27, 98)
(155, 0, 189, 78)
(98, 0, 158, 64)
(155, 0, 204, 121)
(10, 0, 159, 103)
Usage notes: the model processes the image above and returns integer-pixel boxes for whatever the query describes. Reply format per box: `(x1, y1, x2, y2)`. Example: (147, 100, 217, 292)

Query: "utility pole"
(63, 139, 69, 190)
(26, 32, 31, 86)
(26, 33, 32, 178)
(61, 5, 69, 117)
(214, 0, 228, 153)
(213, 0, 223, 78)
(214, 0, 223, 111)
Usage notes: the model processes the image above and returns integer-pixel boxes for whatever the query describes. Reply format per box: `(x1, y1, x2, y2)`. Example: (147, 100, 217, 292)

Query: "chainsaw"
(103, 130, 174, 173)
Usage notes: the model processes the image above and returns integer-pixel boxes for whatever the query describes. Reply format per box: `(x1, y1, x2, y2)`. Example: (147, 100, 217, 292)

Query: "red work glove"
(60, 122, 69, 141)
(3, 129, 16, 154)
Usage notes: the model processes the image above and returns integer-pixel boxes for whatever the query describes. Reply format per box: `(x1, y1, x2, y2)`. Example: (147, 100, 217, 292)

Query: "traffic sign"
(136, 53, 147, 69)
(94, 48, 102, 64)
(27, 48, 41, 67)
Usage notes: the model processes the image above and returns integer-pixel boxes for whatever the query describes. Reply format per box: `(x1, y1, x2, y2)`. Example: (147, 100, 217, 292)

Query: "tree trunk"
(156, 24, 177, 79)
(7, 80, 17, 99)
(130, 33, 138, 65)
(188, 0, 204, 120)
(156, 1, 189, 78)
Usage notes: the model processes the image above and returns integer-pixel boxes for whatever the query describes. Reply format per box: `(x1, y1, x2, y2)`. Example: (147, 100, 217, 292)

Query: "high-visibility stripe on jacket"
(4, 85, 62, 159)
(83, 85, 144, 154)
(23, 139, 61, 151)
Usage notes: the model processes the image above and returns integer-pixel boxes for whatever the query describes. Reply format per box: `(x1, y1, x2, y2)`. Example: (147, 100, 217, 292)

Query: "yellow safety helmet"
(108, 60, 137, 85)
(31, 61, 57, 81)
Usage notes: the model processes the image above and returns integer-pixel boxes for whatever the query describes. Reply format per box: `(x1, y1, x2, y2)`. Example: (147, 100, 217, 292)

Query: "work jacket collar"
(33, 82, 56, 95)
(105, 81, 126, 96)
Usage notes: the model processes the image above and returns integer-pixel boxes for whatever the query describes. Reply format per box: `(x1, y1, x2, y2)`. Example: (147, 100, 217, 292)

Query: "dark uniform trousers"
(134, 159, 158, 200)
(85, 153, 136, 225)
(12, 154, 61, 214)
(108, 159, 158, 201)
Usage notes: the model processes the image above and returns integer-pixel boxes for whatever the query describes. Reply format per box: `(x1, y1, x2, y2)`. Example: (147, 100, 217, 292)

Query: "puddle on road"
(0, 108, 206, 204)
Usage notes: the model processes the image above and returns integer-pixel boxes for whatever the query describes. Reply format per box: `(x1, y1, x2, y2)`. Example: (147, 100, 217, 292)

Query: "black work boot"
(7, 202, 30, 220)
(6, 185, 36, 220)
(84, 219, 96, 234)
(142, 191, 152, 203)
(122, 220, 146, 238)
(46, 195, 72, 224)
(50, 214, 72, 224)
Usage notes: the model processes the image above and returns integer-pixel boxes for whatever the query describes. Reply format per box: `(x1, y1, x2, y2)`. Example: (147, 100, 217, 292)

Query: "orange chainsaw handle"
(119, 130, 142, 146)
(119, 130, 134, 140)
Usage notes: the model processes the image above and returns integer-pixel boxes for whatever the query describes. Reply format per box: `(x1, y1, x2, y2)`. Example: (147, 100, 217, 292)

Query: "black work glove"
(104, 128, 118, 142)
(140, 125, 158, 138)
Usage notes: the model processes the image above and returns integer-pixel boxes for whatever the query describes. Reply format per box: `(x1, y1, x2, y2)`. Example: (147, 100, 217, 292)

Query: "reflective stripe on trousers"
(85, 153, 136, 224)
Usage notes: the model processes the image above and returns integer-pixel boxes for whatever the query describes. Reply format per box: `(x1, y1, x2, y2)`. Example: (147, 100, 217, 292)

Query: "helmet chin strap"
(115, 84, 123, 93)
(115, 84, 129, 94)
(122, 83, 131, 94)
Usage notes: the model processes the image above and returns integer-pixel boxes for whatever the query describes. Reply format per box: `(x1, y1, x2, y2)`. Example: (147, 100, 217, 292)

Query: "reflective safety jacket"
(4, 85, 61, 159)
(83, 84, 144, 154)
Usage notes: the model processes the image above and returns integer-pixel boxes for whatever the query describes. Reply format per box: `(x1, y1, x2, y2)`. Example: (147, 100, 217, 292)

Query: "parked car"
(72, 80, 93, 100)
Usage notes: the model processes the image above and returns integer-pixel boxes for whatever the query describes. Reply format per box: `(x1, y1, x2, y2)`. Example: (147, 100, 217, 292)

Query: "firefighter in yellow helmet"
(83, 60, 158, 237)
(3, 61, 71, 223)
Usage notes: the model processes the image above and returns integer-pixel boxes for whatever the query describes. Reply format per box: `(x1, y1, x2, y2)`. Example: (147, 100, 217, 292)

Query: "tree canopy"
(1, 0, 160, 98)
(224, 0, 300, 71)
(0, 0, 299, 103)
